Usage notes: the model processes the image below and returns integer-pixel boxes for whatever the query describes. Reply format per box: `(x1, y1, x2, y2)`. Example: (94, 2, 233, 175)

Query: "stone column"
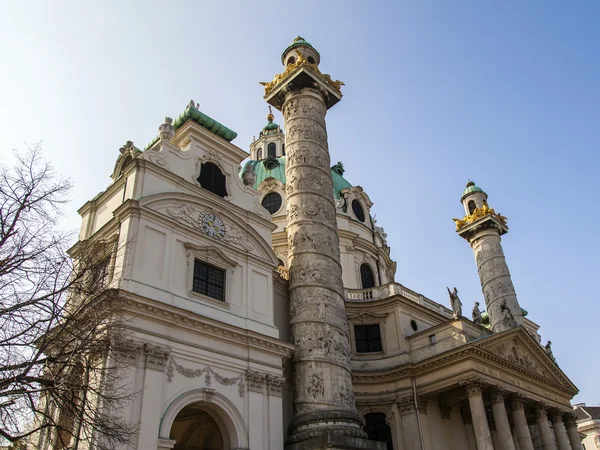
(549, 410, 572, 450)
(469, 229, 523, 331)
(564, 414, 583, 450)
(440, 404, 456, 450)
(490, 388, 516, 450)
(509, 394, 535, 450)
(462, 379, 494, 450)
(535, 404, 557, 450)
(274, 82, 369, 445)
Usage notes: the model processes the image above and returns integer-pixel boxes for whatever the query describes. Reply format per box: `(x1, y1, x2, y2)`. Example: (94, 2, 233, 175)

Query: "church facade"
(41, 38, 583, 450)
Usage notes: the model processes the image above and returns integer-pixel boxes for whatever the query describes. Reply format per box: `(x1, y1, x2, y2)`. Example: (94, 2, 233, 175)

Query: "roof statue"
(472, 301, 483, 325)
(447, 287, 463, 319)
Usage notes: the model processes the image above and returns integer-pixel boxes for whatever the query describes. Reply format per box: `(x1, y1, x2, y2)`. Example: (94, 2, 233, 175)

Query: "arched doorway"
(169, 402, 225, 450)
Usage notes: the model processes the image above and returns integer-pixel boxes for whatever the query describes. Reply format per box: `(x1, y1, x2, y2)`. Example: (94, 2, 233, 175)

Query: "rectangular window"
(90, 256, 111, 289)
(193, 260, 225, 301)
(354, 324, 382, 353)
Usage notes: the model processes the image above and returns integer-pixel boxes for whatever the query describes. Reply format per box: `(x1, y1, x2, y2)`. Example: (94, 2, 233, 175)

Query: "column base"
(285, 432, 386, 450)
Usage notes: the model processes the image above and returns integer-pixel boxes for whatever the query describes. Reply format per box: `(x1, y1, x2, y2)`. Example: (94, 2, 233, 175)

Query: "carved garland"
(166, 357, 245, 397)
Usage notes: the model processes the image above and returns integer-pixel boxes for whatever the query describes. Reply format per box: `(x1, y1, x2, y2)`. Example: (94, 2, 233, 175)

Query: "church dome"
(262, 113, 279, 133)
(461, 180, 484, 202)
(281, 36, 321, 64)
(240, 157, 352, 200)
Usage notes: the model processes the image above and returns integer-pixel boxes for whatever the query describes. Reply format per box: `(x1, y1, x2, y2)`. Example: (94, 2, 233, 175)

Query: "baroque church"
(42, 37, 584, 450)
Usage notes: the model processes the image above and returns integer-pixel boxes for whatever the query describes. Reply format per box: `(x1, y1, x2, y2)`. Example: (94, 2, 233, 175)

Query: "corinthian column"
(462, 379, 494, 450)
(535, 404, 557, 450)
(490, 388, 516, 450)
(510, 394, 535, 450)
(549, 410, 572, 450)
(264, 38, 381, 449)
(564, 414, 583, 450)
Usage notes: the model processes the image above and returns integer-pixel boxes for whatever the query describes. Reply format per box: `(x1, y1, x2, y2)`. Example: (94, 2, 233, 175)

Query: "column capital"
(489, 386, 507, 404)
(509, 393, 526, 411)
(563, 412, 578, 428)
(548, 408, 568, 424)
(460, 377, 485, 397)
(535, 402, 549, 419)
(396, 394, 428, 415)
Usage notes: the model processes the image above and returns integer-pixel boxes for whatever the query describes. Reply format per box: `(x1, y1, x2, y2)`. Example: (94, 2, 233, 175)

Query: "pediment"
(475, 328, 576, 391)
(138, 194, 279, 267)
(348, 312, 389, 323)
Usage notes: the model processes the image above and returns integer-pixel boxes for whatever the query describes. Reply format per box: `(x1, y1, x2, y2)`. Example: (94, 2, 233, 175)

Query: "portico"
(353, 320, 579, 450)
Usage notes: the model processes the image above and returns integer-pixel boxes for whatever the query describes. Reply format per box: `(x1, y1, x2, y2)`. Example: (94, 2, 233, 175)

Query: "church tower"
(454, 181, 524, 332)
(262, 37, 382, 449)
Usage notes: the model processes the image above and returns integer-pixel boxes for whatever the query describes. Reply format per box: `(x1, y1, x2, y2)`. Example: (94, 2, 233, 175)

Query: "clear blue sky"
(1, 1, 598, 403)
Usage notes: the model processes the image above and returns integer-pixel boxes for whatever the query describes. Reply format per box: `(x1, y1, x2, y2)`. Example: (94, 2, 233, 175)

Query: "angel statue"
(447, 287, 462, 319)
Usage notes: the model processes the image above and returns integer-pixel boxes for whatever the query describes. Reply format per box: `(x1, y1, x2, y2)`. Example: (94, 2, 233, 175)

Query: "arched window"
(287, 56, 296, 65)
(198, 162, 227, 198)
(256, 148, 262, 160)
(352, 199, 365, 222)
(468, 200, 476, 214)
(282, 144, 285, 155)
(360, 263, 376, 289)
(277, 258, 285, 267)
(267, 142, 276, 158)
(363, 413, 393, 450)
(170, 403, 225, 449)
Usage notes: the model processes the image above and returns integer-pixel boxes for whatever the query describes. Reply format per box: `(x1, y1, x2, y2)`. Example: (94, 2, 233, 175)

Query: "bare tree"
(0, 145, 138, 449)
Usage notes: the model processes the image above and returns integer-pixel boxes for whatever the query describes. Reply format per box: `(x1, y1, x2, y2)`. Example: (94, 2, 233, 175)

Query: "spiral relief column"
(263, 38, 382, 449)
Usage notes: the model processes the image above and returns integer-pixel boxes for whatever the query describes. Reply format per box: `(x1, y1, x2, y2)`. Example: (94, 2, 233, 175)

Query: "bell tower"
(454, 181, 524, 332)
(261, 37, 383, 449)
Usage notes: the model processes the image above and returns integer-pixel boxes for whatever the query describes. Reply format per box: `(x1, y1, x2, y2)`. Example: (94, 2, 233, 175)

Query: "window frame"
(185, 243, 236, 309)
(353, 323, 384, 354)
(267, 142, 276, 158)
(197, 161, 228, 198)
(351, 199, 366, 222)
(261, 191, 283, 215)
(360, 262, 376, 289)
(192, 259, 226, 302)
(363, 412, 394, 450)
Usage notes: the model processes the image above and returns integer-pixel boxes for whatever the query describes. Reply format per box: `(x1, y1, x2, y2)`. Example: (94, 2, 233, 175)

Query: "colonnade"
(461, 379, 582, 450)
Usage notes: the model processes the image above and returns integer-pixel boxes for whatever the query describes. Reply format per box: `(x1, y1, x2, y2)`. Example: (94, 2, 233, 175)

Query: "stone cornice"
(352, 333, 577, 398)
(345, 293, 449, 324)
(121, 292, 294, 359)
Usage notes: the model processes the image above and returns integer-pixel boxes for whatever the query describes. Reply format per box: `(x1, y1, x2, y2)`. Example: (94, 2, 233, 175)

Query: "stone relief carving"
(397, 395, 428, 414)
(288, 229, 337, 256)
(166, 205, 253, 251)
(166, 357, 245, 397)
(145, 344, 170, 371)
(158, 117, 174, 141)
(287, 202, 334, 224)
(306, 373, 324, 398)
(286, 173, 329, 196)
(287, 145, 328, 168)
(246, 371, 266, 393)
(267, 375, 284, 397)
(489, 340, 543, 375)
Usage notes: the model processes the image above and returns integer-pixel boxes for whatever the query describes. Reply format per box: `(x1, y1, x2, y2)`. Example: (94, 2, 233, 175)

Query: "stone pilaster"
(509, 394, 535, 450)
(490, 388, 516, 450)
(469, 229, 523, 331)
(462, 379, 494, 450)
(549, 410, 572, 450)
(265, 42, 379, 449)
(535, 403, 557, 450)
(564, 413, 583, 450)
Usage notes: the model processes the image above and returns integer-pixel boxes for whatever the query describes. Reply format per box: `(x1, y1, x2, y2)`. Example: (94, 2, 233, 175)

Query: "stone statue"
(158, 116, 174, 141)
(447, 287, 462, 319)
(241, 163, 256, 187)
(545, 340, 557, 363)
(499, 299, 517, 328)
(472, 302, 482, 325)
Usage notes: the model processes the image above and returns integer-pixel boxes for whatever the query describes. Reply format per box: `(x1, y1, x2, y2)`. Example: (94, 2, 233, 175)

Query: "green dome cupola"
(461, 180, 486, 202)
(281, 36, 321, 66)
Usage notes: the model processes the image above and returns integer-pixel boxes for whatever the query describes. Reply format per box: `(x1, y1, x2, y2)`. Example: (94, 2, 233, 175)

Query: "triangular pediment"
(474, 327, 577, 392)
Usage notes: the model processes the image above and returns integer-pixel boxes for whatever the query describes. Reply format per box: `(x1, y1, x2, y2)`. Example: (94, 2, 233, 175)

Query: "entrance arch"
(159, 389, 247, 450)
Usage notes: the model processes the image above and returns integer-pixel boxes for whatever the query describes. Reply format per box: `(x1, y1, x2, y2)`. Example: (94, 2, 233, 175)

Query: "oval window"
(410, 320, 418, 331)
(352, 199, 365, 222)
(261, 192, 283, 215)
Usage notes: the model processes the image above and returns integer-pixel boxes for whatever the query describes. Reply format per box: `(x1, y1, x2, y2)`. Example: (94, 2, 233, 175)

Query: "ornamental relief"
(288, 228, 338, 257)
(289, 286, 344, 318)
(288, 260, 343, 289)
(166, 357, 245, 397)
(166, 205, 253, 251)
(286, 173, 331, 196)
(283, 98, 326, 121)
(292, 323, 350, 363)
(286, 145, 329, 168)
(286, 124, 327, 146)
(287, 202, 336, 225)
(488, 339, 544, 376)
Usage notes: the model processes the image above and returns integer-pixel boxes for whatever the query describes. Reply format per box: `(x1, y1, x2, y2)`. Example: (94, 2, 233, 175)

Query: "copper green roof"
(281, 36, 320, 63)
(240, 156, 352, 199)
(461, 180, 485, 202)
(145, 103, 237, 149)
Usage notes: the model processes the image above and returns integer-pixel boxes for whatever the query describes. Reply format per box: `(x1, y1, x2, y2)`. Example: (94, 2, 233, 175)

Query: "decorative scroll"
(166, 357, 245, 397)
